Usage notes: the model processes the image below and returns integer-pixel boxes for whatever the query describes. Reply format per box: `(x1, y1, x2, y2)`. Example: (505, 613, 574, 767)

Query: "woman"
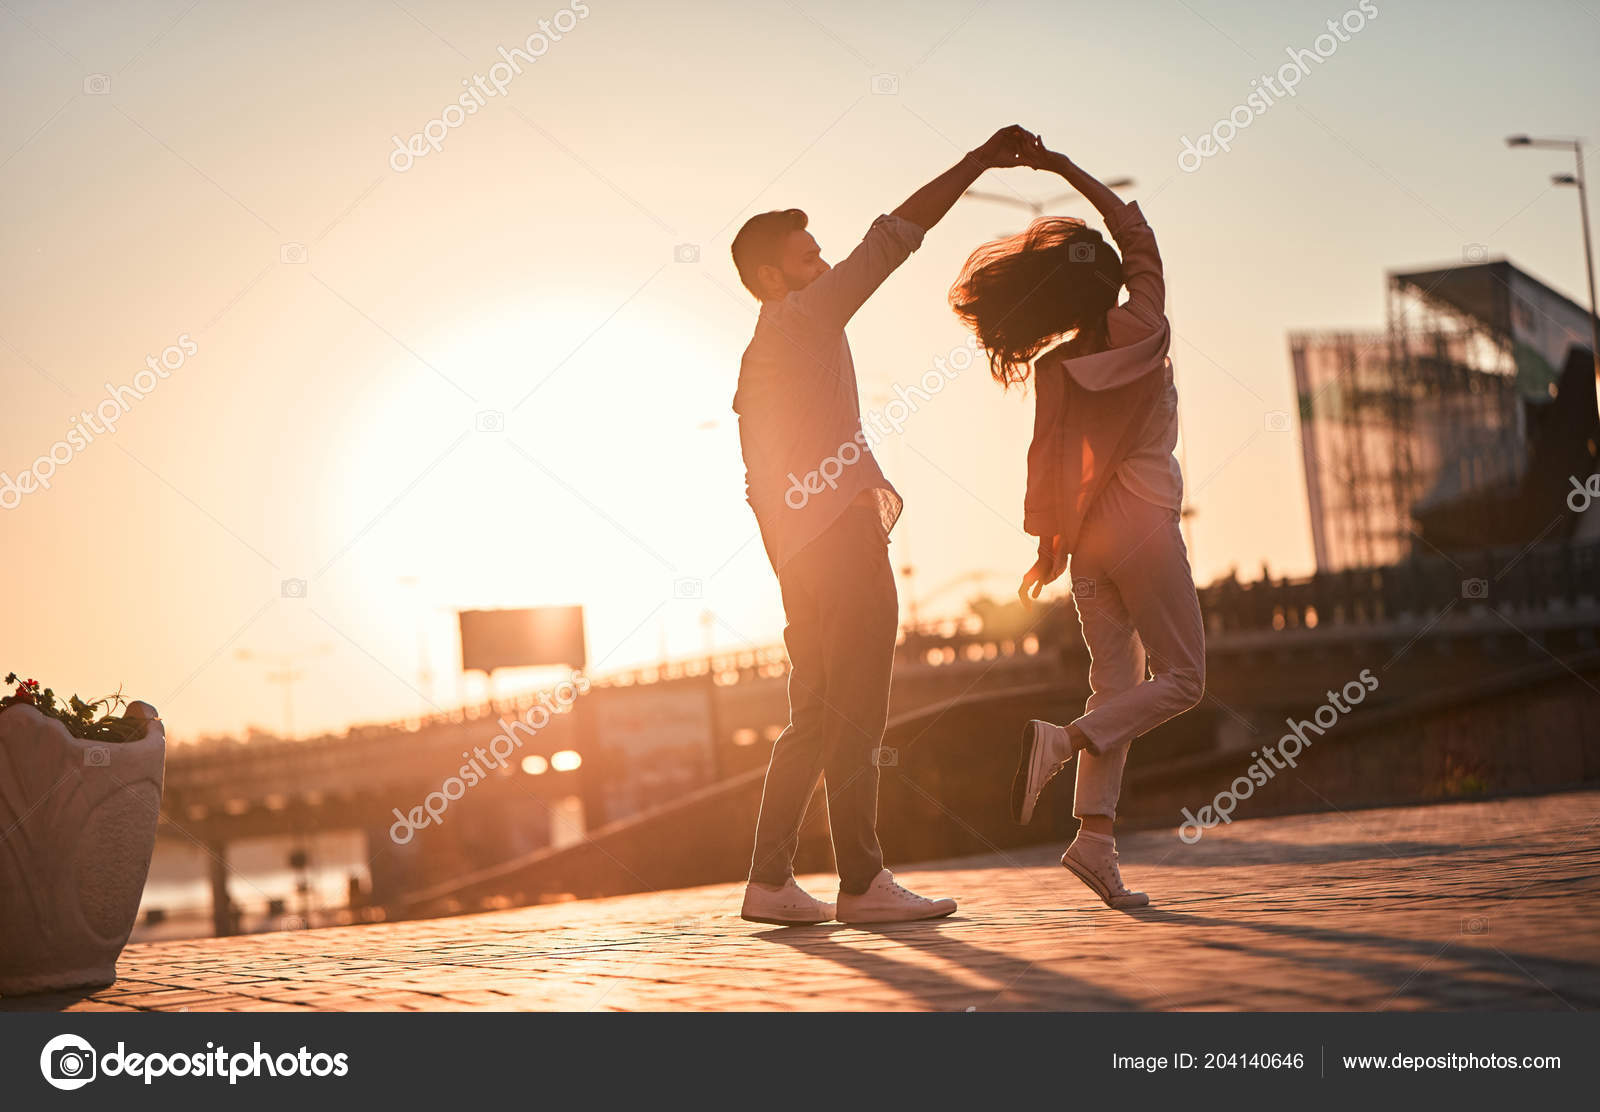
(949, 137, 1206, 909)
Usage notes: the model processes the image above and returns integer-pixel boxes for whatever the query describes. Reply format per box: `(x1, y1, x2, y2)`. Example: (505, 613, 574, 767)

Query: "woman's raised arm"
(1023, 137, 1164, 326)
(1021, 137, 1128, 222)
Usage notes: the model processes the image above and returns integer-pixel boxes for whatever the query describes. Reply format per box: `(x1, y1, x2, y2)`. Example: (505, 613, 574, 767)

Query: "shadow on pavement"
(1126, 838, 1518, 868)
(1113, 907, 1600, 1009)
(751, 919, 1139, 1010)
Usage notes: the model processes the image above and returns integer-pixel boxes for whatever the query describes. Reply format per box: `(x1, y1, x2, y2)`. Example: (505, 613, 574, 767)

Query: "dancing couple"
(730, 125, 1205, 925)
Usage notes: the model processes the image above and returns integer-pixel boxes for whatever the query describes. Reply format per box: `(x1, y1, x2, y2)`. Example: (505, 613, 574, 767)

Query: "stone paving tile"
(5, 790, 1598, 1012)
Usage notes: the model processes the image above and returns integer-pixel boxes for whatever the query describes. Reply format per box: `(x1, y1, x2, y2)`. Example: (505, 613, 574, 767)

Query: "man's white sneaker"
(1011, 719, 1075, 825)
(835, 869, 957, 924)
(741, 878, 835, 925)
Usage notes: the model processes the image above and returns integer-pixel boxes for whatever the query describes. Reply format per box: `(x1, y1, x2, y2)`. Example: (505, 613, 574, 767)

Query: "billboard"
(458, 606, 587, 672)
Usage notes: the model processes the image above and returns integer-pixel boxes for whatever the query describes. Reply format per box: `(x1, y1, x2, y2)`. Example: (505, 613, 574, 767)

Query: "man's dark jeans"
(748, 503, 898, 896)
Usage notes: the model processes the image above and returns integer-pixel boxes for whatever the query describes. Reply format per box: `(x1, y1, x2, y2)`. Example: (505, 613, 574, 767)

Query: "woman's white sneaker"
(1012, 719, 1075, 825)
(741, 878, 835, 925)
(835, 869, 957, 924)
(1061, 838, 1150, 910)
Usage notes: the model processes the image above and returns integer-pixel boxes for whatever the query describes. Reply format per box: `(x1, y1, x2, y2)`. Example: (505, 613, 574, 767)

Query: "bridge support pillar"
(208, 840, 235, 938)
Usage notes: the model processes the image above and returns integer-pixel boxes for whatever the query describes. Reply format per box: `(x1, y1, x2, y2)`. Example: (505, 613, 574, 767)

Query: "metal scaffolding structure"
(1291, 260, 1594, 571)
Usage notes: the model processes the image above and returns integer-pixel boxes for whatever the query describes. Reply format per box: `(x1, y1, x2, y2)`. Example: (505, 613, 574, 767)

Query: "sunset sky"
(4, 0, 1597, 742)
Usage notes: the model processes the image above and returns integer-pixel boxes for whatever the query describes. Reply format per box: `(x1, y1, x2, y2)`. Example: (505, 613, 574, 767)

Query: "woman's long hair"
(949, 217, 1124, 388)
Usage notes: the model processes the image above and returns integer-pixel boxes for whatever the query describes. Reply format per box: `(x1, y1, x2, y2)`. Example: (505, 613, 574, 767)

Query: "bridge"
(155, 540, 1600, 933)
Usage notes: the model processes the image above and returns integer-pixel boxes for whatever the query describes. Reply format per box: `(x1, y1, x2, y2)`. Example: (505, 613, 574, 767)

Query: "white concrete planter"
(0, 701, 165, 996)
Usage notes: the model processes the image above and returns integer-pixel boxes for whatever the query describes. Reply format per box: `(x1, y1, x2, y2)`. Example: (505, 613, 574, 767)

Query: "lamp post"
(962, 177, 1135, 220)
(396, 576, 435, 716)
(1507, 135, 1600, 416)
(236, 643, 331, 923)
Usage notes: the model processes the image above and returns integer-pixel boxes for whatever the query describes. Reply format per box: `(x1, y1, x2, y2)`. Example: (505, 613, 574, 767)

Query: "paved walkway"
(9, 791, 1600, 1012)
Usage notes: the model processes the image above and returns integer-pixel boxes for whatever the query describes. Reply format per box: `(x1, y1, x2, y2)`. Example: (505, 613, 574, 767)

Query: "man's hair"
(731, 208, 808, 298)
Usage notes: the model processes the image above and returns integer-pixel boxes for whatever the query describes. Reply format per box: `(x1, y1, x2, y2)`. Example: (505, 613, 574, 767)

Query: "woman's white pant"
(1067, 476, 1206, 820)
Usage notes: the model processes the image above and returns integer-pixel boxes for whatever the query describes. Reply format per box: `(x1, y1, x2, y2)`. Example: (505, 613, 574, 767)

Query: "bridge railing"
(1198, 540, 1600, 635)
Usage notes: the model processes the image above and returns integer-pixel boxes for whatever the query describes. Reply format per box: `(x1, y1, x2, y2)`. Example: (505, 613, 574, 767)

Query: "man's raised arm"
(894, 124, 1034, 231)
(790, 125, 1035, 328)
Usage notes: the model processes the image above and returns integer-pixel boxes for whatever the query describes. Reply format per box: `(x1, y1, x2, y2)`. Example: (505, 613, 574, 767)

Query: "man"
(731, 125, 1035, 925)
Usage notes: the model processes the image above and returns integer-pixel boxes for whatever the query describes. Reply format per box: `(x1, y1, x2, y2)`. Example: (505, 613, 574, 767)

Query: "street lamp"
(396, 576, 435, 716)
(1507, 135, 1600, 416)
(962, 177, 1135, 219)
(234, 643, 331, 923)
(235, 644, 331, 740)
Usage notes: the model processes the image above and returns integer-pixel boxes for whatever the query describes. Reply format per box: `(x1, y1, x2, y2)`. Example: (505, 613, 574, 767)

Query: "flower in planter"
(1, 672, 151, 743)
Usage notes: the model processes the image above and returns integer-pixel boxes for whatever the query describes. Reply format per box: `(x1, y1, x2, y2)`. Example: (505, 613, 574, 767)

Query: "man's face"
(768, 229, 829, 294)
